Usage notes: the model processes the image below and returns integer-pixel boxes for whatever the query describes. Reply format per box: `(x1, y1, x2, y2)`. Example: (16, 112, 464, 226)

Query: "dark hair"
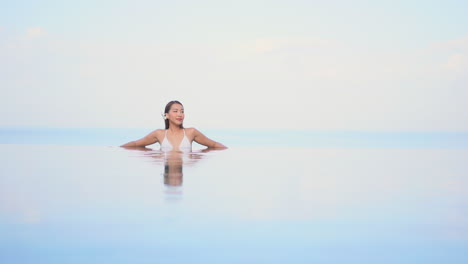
(164, 100, 184, 129)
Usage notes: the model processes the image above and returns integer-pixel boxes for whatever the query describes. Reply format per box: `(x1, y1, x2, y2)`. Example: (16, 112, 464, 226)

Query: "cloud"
(235, 36, 334, 55)
(253, 38, 277, 54)
(431, 36, 468, 50)
(428, 36, 468, 72)
(25, 26, 46, 39)
(443, 53, 466, 72)
(2, 33, 468, 130)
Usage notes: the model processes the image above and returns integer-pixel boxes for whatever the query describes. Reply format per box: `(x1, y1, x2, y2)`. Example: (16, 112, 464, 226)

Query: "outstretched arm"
(120, 130, 159, 148)
(193, 128, 227, 149)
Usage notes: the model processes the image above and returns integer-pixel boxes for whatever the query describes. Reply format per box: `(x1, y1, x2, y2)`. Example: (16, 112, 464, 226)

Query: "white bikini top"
(160, 129, 192, 153)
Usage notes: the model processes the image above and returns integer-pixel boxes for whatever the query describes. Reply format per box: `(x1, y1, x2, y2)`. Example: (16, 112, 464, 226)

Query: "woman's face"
(166, 104, 184, 126)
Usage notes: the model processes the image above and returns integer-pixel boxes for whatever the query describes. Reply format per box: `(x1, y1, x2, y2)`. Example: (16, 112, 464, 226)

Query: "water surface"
(1, 129, 468, 263)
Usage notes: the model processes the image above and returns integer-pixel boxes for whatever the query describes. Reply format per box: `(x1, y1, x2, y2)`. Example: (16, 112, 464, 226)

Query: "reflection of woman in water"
(164, 151, 184, 186)
(121, 100, 227, 151)
(122, 147, 218, 187)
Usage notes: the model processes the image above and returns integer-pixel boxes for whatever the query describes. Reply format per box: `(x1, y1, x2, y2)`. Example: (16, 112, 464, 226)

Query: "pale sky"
(1, 0, 467, 131)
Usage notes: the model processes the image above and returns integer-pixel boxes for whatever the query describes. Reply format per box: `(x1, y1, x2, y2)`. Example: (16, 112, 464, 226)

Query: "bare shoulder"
(184, 127, 199, 134)
(184, 127, 200, 140)
(143, 129, 162, 140)
(152, 129, 165, 137)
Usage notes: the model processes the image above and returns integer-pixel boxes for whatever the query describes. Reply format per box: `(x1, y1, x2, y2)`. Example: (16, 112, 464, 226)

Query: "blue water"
(1, 127, 468, 148)
(1, 127, 468, 263)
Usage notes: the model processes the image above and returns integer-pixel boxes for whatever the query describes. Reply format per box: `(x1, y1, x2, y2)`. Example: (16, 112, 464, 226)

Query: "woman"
(121, 100, 227, 151)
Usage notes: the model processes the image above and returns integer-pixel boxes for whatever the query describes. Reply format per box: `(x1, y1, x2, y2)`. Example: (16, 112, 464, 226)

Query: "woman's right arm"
(120, 130, 159, 147)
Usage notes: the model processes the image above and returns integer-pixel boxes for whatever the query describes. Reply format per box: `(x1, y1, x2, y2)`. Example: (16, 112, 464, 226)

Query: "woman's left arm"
(192, 128, 227, 149)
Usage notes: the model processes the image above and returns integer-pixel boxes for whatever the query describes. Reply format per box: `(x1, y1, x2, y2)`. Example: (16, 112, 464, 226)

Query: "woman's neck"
(168, 126, 183, 133)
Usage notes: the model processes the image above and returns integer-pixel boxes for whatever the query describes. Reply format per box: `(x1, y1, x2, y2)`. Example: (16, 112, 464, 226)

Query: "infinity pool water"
(1, 139, 468, 263)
